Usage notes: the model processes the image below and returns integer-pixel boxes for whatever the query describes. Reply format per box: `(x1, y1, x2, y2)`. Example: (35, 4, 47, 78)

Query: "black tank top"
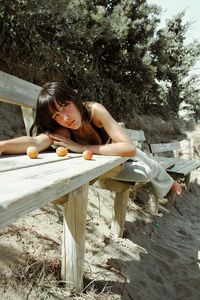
(90, 120, 110, 144)
(69, 120, 110, 145)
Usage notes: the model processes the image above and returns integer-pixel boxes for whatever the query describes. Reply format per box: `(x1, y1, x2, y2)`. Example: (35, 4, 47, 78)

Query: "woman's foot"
(171, 181, 182, 195)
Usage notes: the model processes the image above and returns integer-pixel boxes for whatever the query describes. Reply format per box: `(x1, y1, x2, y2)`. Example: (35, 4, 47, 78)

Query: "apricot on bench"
(56, 146, 68, 157)
(26, 146, 39, 159)
(82, 150, 93, 160)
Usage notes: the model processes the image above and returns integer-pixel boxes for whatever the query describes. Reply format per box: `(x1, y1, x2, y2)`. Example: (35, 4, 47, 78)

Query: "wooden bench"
(149, 141, 200, 189)
(1, 71, 199, 291)
(0, 152, 127, 291)
(1, 71, 193, 223)
(0, 71, 161, 289)
(0, 72, 149, 235)
(0, 71, 162, 236)
(0, 71, 129, 291)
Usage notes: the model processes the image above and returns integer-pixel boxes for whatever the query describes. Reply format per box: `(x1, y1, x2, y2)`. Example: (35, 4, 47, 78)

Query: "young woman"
(0, 81, 182, 198)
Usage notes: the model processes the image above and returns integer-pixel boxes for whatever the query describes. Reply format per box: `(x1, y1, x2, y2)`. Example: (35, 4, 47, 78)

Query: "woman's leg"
(114, 148, 182, 198)
(171, 181, 182, 194)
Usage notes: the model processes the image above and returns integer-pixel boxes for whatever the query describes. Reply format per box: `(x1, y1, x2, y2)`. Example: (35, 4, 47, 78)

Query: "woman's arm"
(82, 140, 135, 157)
(0, 133, 52, 154)
(84, 103, 136, 157)
(49, 103, 136, 157)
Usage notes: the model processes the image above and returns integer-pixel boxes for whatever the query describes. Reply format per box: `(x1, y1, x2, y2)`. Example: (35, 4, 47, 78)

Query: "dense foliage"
(153, 13, 200, 118)
(0, 0, 199, 122)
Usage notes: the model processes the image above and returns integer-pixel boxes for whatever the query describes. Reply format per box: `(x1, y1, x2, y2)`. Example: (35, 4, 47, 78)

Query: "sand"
(0, 114, 200, 299)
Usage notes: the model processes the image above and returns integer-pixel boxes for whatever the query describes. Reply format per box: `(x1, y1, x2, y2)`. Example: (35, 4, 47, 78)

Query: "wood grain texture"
(0, 153, 127, 227)
(0, 71, 41, 108)
(124, 128, 146, 141)
(111, 188, 130, 237)
(62, 184, 88, 291)
(150, 142, 180, 154)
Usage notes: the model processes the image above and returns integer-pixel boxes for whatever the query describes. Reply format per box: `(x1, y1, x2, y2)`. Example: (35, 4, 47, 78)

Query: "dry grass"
(0, 205, 123, 300)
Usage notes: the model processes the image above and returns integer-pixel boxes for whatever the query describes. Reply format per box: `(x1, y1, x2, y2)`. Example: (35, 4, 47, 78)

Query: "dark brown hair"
(30, 82, 89, 136)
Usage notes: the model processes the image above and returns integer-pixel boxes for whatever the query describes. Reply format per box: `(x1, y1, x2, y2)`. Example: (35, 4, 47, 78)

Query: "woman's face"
(51, 101, 82, 130)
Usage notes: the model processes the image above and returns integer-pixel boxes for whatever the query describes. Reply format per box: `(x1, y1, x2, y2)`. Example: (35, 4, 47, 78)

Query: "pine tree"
(0, 0, 199, 121)
(152, 12, 200, 117)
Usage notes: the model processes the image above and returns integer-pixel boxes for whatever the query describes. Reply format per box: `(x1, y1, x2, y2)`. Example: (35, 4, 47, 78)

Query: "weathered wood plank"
(124, 128, 146, 141)
(167, 159, 200, 175)
(0, 153, 127, 227)
(0, 71, 41, 108)
(150, 155, 200, 175)
(0, 152, 81, 172)
(150, 142, 180, 154)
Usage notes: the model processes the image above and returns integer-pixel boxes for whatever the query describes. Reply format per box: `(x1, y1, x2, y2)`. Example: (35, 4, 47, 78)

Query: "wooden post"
(62, 183, 89, 291)
(93, 178, 131, 237)
(197, 251, 200, 269)
(21, 106, 35, 136)
(166, 189, 176, 207)
(147, 194, 159, 214)
(111, 188, 130, 238)
(190, 139, 194, 159)
(185, 173, 191, 190)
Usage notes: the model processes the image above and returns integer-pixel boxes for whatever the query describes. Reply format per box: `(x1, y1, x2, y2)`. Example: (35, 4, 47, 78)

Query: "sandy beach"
(0, 121, 199, 299)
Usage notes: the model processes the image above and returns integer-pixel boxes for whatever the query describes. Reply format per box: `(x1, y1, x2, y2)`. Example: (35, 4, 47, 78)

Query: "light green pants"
(114, 148, 174, 198)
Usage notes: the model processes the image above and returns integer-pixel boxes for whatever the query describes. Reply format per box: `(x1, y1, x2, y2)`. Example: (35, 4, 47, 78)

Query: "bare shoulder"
(90, 102, 111, 119)
(86, 101, 107, 111)
(84, 102, 109, 126)
(90, 102, 107, 112)
(89, 103, 132, 143)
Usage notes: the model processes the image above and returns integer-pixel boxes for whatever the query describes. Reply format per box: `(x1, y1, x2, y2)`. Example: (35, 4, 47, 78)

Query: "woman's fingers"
(49, 134, 83, 153)
(53, 139, 72, 148)
(53, 141, 63, 145)
(49, 134, 67, 143)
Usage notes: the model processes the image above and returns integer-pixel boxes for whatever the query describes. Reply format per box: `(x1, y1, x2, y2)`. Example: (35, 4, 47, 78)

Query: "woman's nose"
(60, 111, 68, 121)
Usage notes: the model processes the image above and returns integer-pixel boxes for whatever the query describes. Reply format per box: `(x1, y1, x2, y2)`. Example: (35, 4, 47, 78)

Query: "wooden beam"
(168, 159, 200, 175)
(150, 142, 180, 154)
(21, 107, 35, 136)
(0, 71, 41, 108)
(124, 128, 146, 141)
(93, 178, 131, 237)
(93, 178, 130, 193)
(61, 184, 88, 291)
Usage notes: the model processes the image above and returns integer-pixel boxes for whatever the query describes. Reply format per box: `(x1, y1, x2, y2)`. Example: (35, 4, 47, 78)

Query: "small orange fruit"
(56, 146, 68, 157)
(26, 146, 38, 159)
(82, 150, 93, 160)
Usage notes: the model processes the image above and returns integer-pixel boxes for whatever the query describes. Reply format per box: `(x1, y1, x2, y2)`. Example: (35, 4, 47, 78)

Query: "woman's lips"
(68, 120, 75, 126)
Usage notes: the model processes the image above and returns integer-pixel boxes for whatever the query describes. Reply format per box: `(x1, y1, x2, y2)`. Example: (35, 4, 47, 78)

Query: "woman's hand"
(48, 133, 84, 153)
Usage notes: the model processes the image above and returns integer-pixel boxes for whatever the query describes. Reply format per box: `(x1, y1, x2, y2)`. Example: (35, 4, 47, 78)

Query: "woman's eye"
(53, 113, 59, 120)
